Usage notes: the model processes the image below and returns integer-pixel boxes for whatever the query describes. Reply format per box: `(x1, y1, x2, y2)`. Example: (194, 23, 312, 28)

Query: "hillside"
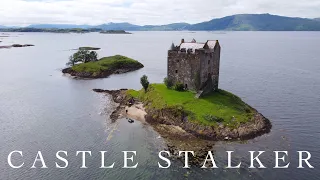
(140, 23, 190, 31)
(188, 14, 320, 31)
(27, 24, 92, 29)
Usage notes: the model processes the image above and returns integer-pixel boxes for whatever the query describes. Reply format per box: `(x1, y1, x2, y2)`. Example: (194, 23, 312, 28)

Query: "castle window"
(210, 53, 213, 58)
(175, 70, 178, 73)
(208, 60, 210, 64)
(177, 60, 179, 62)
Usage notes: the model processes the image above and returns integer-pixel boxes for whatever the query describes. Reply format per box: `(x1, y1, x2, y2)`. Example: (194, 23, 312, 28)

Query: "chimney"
(181, 39, 185, 44)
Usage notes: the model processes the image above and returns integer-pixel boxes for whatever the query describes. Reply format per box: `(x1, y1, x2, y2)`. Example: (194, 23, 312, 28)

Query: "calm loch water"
(0, 31, 319, 180)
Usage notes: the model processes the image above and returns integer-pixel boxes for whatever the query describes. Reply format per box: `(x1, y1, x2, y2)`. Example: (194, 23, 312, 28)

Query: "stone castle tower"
(167, 39, 221, 95)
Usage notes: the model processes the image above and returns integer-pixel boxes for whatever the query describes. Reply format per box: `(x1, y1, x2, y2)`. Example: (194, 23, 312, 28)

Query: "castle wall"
(167, 50, 200, 90)
(199, 48, 220, 91)
(167, 40, 221, 94)
(212, 45, 221, 90)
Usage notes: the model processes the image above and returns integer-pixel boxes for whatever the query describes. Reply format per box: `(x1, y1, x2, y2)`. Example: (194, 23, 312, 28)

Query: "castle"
(167, 39, 221, 95)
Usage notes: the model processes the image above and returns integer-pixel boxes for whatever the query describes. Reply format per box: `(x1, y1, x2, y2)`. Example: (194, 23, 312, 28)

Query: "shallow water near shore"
(0, 31, 320, 179)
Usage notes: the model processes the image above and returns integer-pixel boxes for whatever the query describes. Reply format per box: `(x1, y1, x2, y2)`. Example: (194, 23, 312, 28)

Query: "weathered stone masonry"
(167, 39, 221, 94)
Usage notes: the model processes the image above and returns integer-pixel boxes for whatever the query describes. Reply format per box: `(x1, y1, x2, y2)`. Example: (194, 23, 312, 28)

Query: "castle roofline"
(178, 39, 219, 52)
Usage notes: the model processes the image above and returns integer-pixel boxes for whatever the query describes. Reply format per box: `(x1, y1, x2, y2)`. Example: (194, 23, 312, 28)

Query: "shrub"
(174, 82, 185, 91)
(140, 75, 149, 92)
(203, 114, 224, 123)
(164, 77, 174, 89)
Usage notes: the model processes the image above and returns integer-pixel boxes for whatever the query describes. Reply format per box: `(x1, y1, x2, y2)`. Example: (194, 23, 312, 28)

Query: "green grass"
(127, 84, 254, 127)
(71, 55, 142, 73)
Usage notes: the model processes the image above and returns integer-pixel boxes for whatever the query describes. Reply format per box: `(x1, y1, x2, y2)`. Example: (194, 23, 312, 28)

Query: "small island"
(78, 47, 100, 50)
(100, 30, 132, 34)
(93, 39, 272, 165)
(62, 50, 144, 78)
(98, 83, 271, 141)
(94, 80, 271, 165)
(0, 44, 34, 49)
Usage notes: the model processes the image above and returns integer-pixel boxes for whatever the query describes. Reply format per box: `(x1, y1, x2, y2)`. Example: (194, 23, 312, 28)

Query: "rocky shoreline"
(62, 63, 144, 79)
(93, 88, 272, 166)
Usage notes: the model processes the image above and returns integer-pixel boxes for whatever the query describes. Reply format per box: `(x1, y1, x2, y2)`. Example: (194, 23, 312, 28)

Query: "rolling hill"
(188, 14, 320, 31)
(2, 14, 320, 31)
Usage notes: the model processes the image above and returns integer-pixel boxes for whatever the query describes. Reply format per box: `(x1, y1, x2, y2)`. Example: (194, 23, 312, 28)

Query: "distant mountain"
(95, 22, 140, 31)
(27, 24, 92, 29)
(0, 25, 7, 29)
(2, 14, 320, 31)
(140, 23, 190, 31)
(188, 14, 320, 31)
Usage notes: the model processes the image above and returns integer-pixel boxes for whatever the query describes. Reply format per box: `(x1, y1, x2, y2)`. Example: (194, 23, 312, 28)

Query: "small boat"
(128, 119, 134, 123)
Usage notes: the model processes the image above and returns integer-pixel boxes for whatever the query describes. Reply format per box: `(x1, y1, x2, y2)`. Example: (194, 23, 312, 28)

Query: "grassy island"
(94, 82, 271, 163)
(100, 30, 131, 34)
(62, 55, 144, 78)
(127, 84, 254, 127)
(111, 82, 271, 141)
(72, 55, 143, 73)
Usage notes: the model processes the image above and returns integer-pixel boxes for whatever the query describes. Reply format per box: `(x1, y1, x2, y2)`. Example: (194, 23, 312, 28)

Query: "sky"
(0, 0, 319, 26)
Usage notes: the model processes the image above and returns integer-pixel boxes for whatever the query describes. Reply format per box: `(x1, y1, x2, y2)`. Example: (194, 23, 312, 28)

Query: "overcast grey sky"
(0, 0, 319, 26)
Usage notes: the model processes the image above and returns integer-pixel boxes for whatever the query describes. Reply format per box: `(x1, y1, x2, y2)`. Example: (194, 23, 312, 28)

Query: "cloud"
(0, 0, 319, 26)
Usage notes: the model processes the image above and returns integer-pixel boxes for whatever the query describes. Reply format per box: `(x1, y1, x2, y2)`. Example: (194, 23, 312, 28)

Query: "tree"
(66, 55, 76, 66)
(66, 50, 98, 66)
(140, 75, 149, 92)
(89, 51, 98, 62)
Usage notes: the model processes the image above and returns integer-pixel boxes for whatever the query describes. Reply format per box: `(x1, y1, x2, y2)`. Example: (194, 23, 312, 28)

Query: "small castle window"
(175, 70, 178, 73)
(208, 60, 210, 64)
(177, 60, 179, 62)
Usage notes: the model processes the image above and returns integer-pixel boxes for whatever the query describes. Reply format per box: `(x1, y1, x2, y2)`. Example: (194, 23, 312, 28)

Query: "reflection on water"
(0, 31, 320, 180)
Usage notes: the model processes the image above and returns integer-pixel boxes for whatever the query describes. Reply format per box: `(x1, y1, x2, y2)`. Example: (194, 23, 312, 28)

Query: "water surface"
(0, 31, 319, 180)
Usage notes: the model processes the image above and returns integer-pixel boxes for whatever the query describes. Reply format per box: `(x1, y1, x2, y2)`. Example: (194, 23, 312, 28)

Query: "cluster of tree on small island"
(66, 50, 98, 66)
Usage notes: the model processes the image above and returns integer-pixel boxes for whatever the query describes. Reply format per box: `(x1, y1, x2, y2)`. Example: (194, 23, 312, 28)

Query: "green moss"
(128, 84, 254, 127)
(71, 55, 142, 73)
